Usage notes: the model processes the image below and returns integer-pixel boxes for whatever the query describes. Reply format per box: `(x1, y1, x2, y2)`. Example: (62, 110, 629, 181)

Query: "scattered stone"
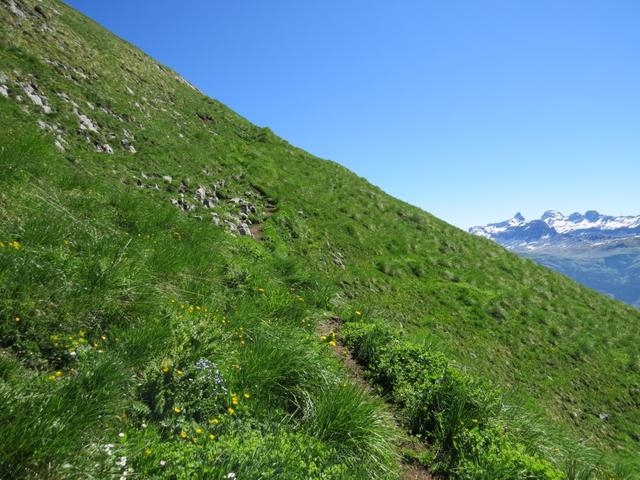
(170, 196, 195, 212)
(240, 203, 257, 215)
(0, 85, 8, 98)
(54, 138, 65, 151)
(229, 197, 241, 204)
(202, 198, 217, 208)
(77, 112, 99, 132)
(8, 0, 26, 18)
(21, 82, 52, 113)
(126, 86, 134, 95)
(96, 144, 113, 154)
(211, 213, 221, 226)
(195, 186, 207, 200)
(238, 224, 252, 236)
(162, 175, 173, 183)
(599, 413, 609, 421)
(128, 145, 137, 154)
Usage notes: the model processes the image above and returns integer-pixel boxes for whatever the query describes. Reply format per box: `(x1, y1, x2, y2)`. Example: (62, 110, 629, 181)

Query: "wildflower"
(116, 456, 127, 468)
(195, 427, 203, 435)
(118, 432, 125, 438)
(174, 406, 182, 414)
(231, 395, 238, 405)
(209, 418, 220, 425)
(257, 288, 265, 292)
(101, 335, 107, 341)
(320, 335, 327, 342)
(176, 369, 184, 376)
(15, 316, 20, 322)
(227, 407, 235, 415)
(47, 375, 56, 381)
(55, 370, 63, 377)
(226, 473, 237, 480)
(209, 434, 216, 440)
(328, 340, 337, 347)
(145, 448, 152, 456)
(179, 431, 188, 439)
(159, 460, 166, 467)
(355, 310, 362, 316)
(162, 366, 170, 373)
(243, 392, 250, 399)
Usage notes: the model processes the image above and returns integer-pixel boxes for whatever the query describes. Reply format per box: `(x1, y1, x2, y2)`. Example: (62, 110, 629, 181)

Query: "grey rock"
(599, 413, 609, 421)
(240, 203, 257, 215)
(238, 224, 252, 236)
(96, 144, 114, 154)
(195, 186, 207, 200)
(162, 175, 173, 183)
(77, 113, 99, 132)
(8, 0, 26, 18)
(21, 82, 52, 113)
(0, 85, 8, 98)
(202, 197, 217, 208)
(229, 197, 241, 204)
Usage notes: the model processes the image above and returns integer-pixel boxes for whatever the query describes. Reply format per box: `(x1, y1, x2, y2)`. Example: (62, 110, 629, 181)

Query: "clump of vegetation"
(342, 320, 631, 479)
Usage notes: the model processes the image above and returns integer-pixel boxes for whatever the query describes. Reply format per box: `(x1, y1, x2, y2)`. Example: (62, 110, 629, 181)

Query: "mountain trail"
(317, 318, 436, 480)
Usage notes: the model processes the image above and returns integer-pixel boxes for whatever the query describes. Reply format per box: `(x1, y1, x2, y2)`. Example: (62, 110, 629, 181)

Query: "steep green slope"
(521, 242, 640, 309)
(1, 0, 639, 478)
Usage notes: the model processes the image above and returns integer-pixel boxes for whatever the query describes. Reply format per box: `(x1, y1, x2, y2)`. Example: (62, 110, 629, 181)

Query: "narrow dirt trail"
(317, 318, 435, 480)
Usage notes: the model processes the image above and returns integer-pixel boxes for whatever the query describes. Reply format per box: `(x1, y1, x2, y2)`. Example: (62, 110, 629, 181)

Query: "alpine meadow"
(1, 1, 639, 479)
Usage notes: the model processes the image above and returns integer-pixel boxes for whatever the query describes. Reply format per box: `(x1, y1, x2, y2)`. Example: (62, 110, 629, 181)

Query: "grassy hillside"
(521, 241, 640, 309)
(1, 0, 639, 478)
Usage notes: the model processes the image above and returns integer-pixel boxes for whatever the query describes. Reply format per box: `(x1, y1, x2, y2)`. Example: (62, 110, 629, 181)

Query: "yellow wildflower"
(15, 316, 20, 322)
(54, 370, 63, 377)
(176, 369, 184, 376)
(231, 395, 238, 405)
(174, 406, 182, 414)
(328, 340, 337, 347)
(209, 418, 220, 425)
(227, 407, 235, 415)
(355, 310, 362, 316)
(162, 366, 170, 374)
(243, 392, 250, 399)
(145, 448, 152, 456)
(320, 335, 327, 342)
(179, 431, 188, 439)
(195, 427, 203, 435)
(209, 434, 216, 440)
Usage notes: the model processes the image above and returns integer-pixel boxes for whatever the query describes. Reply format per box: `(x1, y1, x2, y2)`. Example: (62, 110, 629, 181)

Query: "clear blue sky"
(65, 0, 640, 229)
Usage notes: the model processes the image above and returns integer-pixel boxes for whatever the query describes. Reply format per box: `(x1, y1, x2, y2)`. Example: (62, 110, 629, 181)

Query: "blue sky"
(66, 0, 640, 229)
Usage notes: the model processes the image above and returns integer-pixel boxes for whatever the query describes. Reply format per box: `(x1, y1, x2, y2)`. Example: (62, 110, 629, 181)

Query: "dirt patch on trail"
(250, 204, 276, 240)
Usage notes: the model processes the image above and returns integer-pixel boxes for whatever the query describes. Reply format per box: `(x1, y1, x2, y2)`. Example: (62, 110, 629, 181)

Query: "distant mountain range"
(471, 211, 640, 308)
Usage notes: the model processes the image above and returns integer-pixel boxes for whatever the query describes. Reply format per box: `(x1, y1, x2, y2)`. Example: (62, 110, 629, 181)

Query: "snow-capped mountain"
(470, 210, 640, 250)
(470, 211, 640, 308)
